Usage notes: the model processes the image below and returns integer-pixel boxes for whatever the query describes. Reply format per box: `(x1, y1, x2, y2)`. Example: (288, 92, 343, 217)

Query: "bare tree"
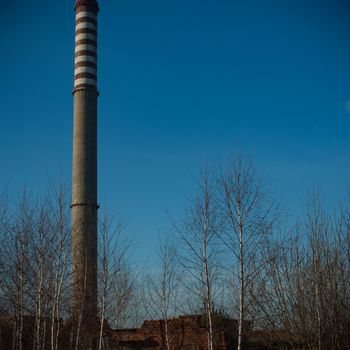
(219, 156, 275, 350)
(142, 238, 179, 350)
(250, 190, 350, 350)
(97, 212, 137, 348)
(0, 186, 72, 350)
(175, 166, 222, 350)
(49, 185, 71, 350)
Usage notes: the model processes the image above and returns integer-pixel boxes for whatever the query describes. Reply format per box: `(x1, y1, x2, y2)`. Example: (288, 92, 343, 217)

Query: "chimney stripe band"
(75, 50, 97, 58)
(75, 55, 97, 64)
(75, 66, 97, 75)
(75, 44, 97, 53)
(75, 61, 97, 69)
(76, 28, 97, 36)
(76, 22, 97, 31)
(75, 72, 97, 80)
(75, 78, 97, 86)
(76, 11, 97, 20)
(76, 17, 97, 25)
(75, 33, 97, 42)
(75, 39, 97, 47)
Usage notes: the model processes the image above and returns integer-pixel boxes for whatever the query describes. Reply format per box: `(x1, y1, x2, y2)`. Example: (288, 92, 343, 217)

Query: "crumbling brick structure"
(112, 315, 251, 350)
(0, 314, 253, 350)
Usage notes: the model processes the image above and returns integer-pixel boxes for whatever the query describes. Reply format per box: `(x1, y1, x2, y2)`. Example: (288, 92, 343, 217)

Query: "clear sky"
(1, 0, 349, 262)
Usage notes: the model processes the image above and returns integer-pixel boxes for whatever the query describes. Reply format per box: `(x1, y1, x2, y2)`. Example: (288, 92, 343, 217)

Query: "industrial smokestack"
(71, 0, 99, 324)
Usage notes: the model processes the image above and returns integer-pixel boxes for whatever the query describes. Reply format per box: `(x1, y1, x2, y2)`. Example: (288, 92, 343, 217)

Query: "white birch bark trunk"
(164, 318, 170, 350)
(203, 212, 213, 350)
(237, 220, 244, 350)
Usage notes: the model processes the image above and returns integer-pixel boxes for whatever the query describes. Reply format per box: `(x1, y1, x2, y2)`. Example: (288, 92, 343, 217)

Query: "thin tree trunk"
(237, 223, 244, 350)
(203, 188, 214, 350)
(12, 320, 17, 350)
(313, 253, 322, 350)
(53, 218, 67, 350)
(164, 318, 170, 350)
(0, 324, 3, 350)
(18, 247, 24, 350)
(204, 256, 213, 350)
(41, 298, 49, 350)
(34, 252, 44, 350)
(98, 281, 106, 350)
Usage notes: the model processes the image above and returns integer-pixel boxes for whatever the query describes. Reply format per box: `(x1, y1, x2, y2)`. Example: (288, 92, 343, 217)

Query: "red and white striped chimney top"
(74, 0, 99, 92)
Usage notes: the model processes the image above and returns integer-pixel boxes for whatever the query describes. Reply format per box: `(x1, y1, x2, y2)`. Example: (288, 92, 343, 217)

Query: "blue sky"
(1, 0, 350, 261)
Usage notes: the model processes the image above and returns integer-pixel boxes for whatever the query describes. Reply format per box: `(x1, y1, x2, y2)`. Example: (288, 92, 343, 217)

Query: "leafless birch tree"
(250, 191, 350, 350)
(175, 166, 222, 350)
(142, 238, 179, 350)
(219, 156, 275, 350)
(97, 212, 137, 348)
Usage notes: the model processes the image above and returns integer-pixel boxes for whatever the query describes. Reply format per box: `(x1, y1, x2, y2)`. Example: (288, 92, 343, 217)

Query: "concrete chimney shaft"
(71, 0, 99, 321)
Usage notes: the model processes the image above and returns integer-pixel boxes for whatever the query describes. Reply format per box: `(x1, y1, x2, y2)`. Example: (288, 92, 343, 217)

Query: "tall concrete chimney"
(71, 0, 99, 323)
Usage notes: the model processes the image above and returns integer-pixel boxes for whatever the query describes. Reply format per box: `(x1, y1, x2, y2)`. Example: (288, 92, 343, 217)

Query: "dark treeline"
(0, 156, 349, 350)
